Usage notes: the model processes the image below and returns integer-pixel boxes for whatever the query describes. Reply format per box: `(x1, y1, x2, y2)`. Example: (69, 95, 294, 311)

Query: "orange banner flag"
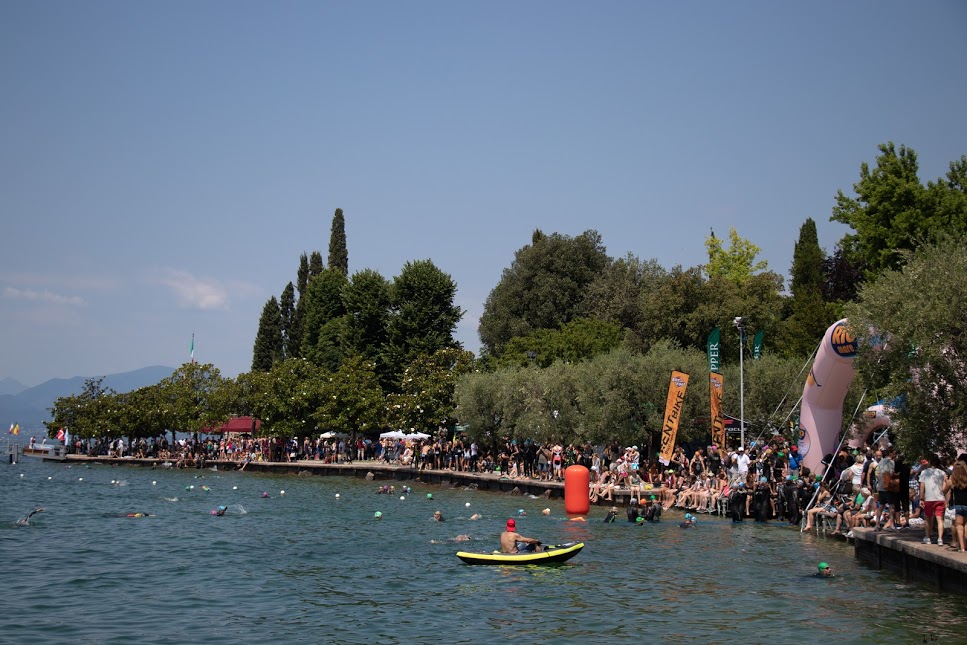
(710, 372, 725, 449)
(659, 371, 689, 465)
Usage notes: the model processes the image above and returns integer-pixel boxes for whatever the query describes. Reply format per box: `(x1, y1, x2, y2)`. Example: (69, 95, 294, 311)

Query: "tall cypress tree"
(328, 208, 348, 275)
(252, 296, 284, 371)
(297, 253, 310, 298)
(309, 251, 324, 279)
(280, 282, 296, 359)
(781, 218, 829, 358)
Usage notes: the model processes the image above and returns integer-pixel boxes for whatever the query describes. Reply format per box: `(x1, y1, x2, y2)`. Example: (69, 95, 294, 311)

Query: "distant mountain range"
(1, 366, 175, 433)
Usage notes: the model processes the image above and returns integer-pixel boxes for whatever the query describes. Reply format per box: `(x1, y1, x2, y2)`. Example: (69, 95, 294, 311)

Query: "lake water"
(3, 457, 966, 644)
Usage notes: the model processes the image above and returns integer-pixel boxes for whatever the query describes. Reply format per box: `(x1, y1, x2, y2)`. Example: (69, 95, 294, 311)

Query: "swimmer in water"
(469, 513, 481, 520)
(816, 562, 834, 578)
(213, 506, 227, 516)
(16, 508, 44, 526)
(679, 513, 697, 528)
(126, 512, 154, 518)
(433, 510, 444, 522)
(429, 534, 472, 544)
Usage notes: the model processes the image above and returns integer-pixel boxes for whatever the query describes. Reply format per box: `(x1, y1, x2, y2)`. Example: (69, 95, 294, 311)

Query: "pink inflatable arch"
(847, 402, 893, 450)
(798, 319, 858, 474)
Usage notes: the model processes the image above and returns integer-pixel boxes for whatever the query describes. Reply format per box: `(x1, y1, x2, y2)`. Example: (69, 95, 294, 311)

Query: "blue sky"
(2, 1, 965, 386)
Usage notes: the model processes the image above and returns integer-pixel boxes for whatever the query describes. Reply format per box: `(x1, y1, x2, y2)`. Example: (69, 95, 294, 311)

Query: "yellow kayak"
(456, 541, 584, 565)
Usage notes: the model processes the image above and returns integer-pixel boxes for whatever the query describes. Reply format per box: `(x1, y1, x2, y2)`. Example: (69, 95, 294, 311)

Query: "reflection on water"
(3, 457, 966, 644)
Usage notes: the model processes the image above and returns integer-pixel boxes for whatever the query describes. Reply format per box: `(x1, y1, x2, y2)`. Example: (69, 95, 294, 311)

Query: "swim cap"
(636, 516, 644, 524)
(518, 509, 525, 515)
(650, 495, 657, 500)
(374, 511, 382, 519)
(761, 476, 768, 483)
(506, 518, 516, 531)
(818, 562, 829, 570)
(218, 505, 226, 511)
(426, 493, 433, 499)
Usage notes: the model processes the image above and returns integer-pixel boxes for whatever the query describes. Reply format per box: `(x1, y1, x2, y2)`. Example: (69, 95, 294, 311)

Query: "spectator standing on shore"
(942, 461, 967, 553)
(735, 446, 751, 480)
(874, 448, 897, 530)
(919, 454, 948, 546)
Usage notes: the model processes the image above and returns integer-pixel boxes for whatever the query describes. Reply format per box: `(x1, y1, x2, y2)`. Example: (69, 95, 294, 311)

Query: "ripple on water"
(3, 458, 967, 643)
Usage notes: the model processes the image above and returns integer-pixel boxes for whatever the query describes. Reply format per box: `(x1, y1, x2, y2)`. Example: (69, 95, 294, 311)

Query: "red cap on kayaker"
(506, 518, 516, 531)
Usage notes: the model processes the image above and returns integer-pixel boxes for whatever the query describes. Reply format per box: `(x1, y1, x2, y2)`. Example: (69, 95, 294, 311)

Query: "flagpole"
(733, 317, 747, 448)
(190, 333, 195, 364)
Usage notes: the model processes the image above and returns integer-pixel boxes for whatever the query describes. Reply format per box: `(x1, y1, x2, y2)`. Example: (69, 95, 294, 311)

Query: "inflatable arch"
(847, 402, 893, 450)
(798, 319, 858, 474)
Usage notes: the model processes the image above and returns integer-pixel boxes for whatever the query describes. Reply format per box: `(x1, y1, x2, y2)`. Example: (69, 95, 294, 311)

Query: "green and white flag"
(707, 327, 721, 373)
(753, 329, 764, 359)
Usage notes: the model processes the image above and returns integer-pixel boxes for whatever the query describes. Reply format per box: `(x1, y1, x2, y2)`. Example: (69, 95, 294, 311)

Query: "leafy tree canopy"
(704, 227, 769, 284)
(479, 229, 609, 356)
(845, 235, 967, 459)
(832, 142, 967, 277)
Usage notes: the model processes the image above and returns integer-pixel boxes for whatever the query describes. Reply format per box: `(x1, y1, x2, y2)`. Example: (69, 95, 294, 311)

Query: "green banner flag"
(753, 329, 764, 359)
(707, 327, 721, 372)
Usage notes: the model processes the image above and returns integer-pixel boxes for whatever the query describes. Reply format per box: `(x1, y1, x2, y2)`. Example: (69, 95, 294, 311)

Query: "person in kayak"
(500, 518, 543, 553)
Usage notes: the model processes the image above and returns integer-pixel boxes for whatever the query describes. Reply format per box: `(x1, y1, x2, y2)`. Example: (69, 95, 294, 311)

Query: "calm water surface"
(2, 457, 965, 644)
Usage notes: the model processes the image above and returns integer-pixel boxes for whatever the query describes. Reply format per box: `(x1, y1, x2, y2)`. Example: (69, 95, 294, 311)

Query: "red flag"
(57, 428, 65, 441)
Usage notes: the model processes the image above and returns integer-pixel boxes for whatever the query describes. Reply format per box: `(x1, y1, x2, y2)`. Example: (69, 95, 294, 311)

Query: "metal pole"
(739, 326, 745, 448)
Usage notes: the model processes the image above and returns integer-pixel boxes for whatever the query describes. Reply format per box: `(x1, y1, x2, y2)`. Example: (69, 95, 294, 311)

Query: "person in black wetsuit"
(730, 483, 747, 522)
(753, 477, 772, 523)
(603, 507, 618, 523)
(626, 500, 640, 523)
(781, 476, 799, 525)
(16, 508, 44, 526)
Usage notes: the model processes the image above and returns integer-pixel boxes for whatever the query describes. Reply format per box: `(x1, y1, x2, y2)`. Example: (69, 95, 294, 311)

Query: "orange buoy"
(564, 465, 590, 514)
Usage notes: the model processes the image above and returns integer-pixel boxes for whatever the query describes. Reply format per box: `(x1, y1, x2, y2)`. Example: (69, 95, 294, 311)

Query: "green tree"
(704, 227, 769, 284)
(328, 207, 348, 275)
(291, 253, 310, 359)
(384, 260, 463, 383)
(252, 296, 283, 371)
(387, 348, 475, 432)
(780, 218, 832, 359)
(580, 254, 665, 336)
(46, 376, 113, 440)
(637, 265, 706, 352)
(246, 358, 327, 439)
(845, 236, 967, 459)
(309, 251, 324, 278)
(831, 143, 967, 276)
(279, 282, 297, 359)
(159, 362, 232, 438)
(497, 317, 622, 368)
(479, 229, 609, 356)
(315, 356, 385, 434)
(821, 245, 866, 307)
(342, 268, 391, 379)
(300, 269, 349, 370)
(297, 253, 310, 298)
(687, 267, 785, 365)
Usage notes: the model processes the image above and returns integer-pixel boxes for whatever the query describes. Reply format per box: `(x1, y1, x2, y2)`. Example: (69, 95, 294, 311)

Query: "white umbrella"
(406, 432, 430, 440)
(379, 430, 406, 439)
